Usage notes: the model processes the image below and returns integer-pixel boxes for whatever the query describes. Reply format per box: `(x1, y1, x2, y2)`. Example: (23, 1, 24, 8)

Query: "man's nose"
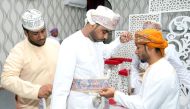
(135, 49, 139, 54)
(104, 33, 109, 40)
(39, 32, 45, 39)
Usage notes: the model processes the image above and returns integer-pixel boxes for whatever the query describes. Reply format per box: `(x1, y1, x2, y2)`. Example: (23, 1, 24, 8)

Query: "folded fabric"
(104, 57, 132, 65)
(118, 69, 130, 77)
(104, 59, 121, 65)
(109, 57, 132, 63)
(108, 98, 116, 105)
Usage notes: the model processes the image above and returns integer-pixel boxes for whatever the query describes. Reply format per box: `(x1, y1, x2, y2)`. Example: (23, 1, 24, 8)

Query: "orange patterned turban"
(135, 29, 168, 56)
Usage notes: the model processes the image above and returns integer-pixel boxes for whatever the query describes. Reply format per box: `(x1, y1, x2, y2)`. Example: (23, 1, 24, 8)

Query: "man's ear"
(91, 24, 98, 29)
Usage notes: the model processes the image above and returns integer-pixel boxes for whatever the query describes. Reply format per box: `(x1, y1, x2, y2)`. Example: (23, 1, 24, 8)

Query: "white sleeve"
(102, 37, 121, 58)
(51, 41, 77, 109)
(114, 75, 175, 109)
(130, 55, 142, 90)
(165, 44, 190, 89)
(114, 91, 143, 109)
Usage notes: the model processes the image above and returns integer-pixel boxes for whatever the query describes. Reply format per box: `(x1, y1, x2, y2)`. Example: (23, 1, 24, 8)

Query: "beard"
(89, 31, 105, 42)
(90, 35, 105, 42)
(140, 59, 147, 63)
(28, 37, 46, 47)
(138, 53, 149, 63)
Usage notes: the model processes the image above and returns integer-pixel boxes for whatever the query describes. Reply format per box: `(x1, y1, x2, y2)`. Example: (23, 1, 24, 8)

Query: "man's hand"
(38, 84, 52, 98)
(119, 31, 133, 43)
(99, 87, 115, 99)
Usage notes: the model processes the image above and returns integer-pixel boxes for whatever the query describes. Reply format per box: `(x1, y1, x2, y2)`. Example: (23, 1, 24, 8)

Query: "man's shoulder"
(157, 58, 176, 73)
(62, 31, 82, 44)
(151, 59, 177, 80)
(11, 39, 26, 51)
(5, 39, 27, 58)
(46, 38, 60, 48)
(158, 58, 173, 67)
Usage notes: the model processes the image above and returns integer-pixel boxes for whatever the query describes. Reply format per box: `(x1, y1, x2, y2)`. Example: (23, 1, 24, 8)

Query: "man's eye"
(33, 33, 38, 35)
(103, 30, 110, 34)
(103, 31, 107, 34)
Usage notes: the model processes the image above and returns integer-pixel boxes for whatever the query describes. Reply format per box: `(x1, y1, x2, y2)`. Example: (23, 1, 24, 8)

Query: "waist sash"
(71, 78, 109, 92)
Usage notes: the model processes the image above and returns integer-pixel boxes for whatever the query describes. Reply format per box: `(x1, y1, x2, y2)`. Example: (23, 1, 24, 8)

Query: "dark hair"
(145, 45, 162, 55)
(22, 25, 29, 33)
(155, 48, 161, 54)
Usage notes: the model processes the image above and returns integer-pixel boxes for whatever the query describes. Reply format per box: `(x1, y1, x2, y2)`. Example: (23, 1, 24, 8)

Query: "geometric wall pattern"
(109, 0, 149, 30)
(113, 31, 136, 59)
(129, 13, 161, 35)
(149, 0, 190, 13)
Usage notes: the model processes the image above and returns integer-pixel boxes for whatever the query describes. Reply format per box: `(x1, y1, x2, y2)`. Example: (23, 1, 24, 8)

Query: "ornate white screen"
(114, 31, 136, 58)
(166, 15, 190, 109)
(129, 13, 161, 35)
(166, 16, 190, 71)
(105, 31, 136, 95)
(149, 0, 190, 13)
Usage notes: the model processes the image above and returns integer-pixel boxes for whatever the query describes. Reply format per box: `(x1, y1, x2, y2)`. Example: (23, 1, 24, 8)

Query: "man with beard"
(130, 21, 189, 96)
(51, 5, 130, 109)
(99, 29, 180, 109)
(1, 9, 60, 109)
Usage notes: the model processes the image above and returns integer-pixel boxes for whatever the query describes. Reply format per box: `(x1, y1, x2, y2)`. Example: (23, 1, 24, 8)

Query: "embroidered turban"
(135, 29, 168, 56)
(85, 5, 120, 30)
(22, 9, 45, 31)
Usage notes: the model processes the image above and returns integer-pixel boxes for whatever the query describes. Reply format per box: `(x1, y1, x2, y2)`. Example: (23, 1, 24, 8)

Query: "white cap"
(22, 9, 45, 31)
(86, 5, 120, 30)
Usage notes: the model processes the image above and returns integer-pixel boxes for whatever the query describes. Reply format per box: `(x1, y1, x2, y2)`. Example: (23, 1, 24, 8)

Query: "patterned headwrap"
(135, 29, 168, 56)
(85, 5, 120, 30)
(22, 9, 45, 31)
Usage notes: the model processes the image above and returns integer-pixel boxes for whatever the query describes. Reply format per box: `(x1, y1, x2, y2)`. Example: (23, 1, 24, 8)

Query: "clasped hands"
(38, 84, 52, 99)
(99, 87, 115, 99)
(119, 31, 133, 43)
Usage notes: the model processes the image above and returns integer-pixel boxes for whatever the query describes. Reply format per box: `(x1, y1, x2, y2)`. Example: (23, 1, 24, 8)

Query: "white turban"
(22, 9, 45, 31)
(85, 6, 120, 30)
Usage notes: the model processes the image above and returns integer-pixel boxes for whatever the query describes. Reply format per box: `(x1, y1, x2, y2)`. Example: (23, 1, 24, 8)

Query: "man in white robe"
(130, 21, 190, 96)
(51, 6, 130, 109)
(99, 29, 180, 109)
